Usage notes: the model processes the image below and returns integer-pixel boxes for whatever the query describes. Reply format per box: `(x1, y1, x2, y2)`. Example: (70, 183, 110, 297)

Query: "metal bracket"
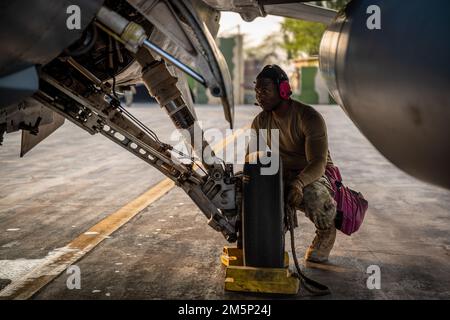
(34, 72, 237, 242)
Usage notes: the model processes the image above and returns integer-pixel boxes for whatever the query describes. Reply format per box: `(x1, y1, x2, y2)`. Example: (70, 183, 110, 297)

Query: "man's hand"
(288, 179, 304, 208)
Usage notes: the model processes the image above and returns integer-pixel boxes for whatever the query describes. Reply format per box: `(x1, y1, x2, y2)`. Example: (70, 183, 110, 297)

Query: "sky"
(218, 12, 284, 47)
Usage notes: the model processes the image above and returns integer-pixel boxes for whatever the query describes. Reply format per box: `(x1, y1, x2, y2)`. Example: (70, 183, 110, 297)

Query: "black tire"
(242, 156, 285, 268)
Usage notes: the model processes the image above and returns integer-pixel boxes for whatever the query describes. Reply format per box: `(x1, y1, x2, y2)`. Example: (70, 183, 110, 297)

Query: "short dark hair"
(256, 64, 289, 85)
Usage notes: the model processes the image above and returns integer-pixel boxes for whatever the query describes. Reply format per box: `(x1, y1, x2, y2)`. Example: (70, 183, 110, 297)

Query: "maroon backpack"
(325, 165, 368, 236)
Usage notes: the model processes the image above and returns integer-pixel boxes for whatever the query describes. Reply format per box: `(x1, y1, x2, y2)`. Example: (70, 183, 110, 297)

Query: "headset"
(269, 64, 292, 100)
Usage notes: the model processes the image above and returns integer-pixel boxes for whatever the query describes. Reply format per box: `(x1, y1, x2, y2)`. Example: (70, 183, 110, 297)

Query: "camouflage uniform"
(285, 171, 336, 228)
(250, 99, 338, 262)
(284, 170, 337, 262)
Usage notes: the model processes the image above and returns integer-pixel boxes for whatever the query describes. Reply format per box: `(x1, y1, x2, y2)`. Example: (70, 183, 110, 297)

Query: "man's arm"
(297, 108, 329, 187)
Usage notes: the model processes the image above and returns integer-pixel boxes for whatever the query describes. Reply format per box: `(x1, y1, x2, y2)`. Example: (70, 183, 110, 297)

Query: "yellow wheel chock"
(221, 246, 300, 295)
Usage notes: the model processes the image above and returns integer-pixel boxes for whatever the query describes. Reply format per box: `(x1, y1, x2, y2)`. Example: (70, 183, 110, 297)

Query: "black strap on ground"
(286, 206, 331, 296)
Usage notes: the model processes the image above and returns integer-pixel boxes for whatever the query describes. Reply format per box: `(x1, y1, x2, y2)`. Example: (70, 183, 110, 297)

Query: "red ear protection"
(279, 80, 292, 100)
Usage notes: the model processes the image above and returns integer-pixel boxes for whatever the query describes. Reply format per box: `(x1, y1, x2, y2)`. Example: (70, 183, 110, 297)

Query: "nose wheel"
(221, 154, 300, 295)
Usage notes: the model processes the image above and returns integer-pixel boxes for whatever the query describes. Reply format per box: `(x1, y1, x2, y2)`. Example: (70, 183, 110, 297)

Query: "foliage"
(281, 0, 351, 57)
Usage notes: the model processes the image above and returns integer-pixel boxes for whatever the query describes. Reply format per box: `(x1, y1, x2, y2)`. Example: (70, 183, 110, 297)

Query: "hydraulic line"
(91, 5, 237, 241)
(95, 5, 223, 171)
(135, 47, 222, 172)
(142, 39, 206, 86)
(95, 6, 205, 86)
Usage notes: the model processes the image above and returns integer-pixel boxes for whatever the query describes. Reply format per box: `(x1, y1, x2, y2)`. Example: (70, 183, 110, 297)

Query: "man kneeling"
(250, 64, 337, 263)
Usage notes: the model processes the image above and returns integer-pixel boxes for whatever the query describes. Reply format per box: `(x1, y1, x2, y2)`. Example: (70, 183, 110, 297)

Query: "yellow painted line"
(0, 124, 249, 300)
(214, 127, 249, 154)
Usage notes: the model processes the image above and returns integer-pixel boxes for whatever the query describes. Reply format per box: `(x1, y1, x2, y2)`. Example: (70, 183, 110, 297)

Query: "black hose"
(286, 206, 331, 296)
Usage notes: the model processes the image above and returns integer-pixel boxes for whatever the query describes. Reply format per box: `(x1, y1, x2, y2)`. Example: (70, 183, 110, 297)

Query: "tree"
(281, 0, 350, 57)
(281, 19, 326, 57)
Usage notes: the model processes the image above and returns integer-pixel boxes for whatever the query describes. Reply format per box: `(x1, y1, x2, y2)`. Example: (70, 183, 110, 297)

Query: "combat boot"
(305, 227, 336, 263)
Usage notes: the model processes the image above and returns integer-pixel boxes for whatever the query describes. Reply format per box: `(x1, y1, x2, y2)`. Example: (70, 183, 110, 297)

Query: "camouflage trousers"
(284, 172, 337, 231)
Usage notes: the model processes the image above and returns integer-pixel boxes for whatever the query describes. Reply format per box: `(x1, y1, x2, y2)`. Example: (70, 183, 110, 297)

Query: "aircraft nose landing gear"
(222, 154, 300, 295)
